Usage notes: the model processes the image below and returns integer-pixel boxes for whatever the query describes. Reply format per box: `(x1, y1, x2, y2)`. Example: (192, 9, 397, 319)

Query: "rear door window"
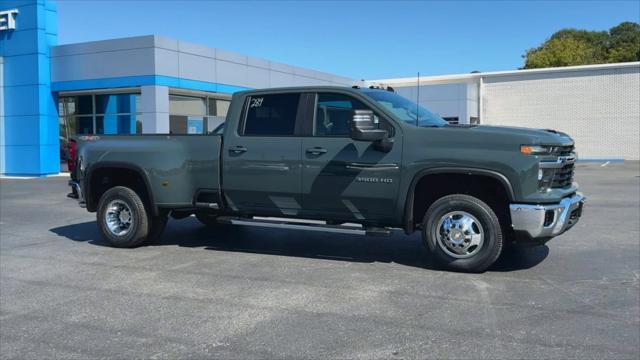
(243, 93, 301, 136)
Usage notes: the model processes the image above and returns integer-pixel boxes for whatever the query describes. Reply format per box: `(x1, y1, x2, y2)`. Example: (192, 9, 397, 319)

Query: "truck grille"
(551, 145, 575, 188)
(551, 163, 575, 188)
(552, 145, 575, 157)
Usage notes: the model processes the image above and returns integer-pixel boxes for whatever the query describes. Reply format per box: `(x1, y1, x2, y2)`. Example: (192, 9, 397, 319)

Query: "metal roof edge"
(375, 62, 640, 86)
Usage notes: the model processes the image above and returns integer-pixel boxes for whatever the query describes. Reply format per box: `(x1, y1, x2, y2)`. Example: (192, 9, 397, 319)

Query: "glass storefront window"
(169, 115, 206, 134)
(59, 92, 227, 136)
(169, 95, 229, 134)
(95, 116, 104, 134)
(207, 116, 225, 133)
(208, 98, 230, 117)
(58, 95, 92, 116)
(96, 114, 137, 135)
(170, 95, 206, 116)
(169, 115, 187, 134)
(58, 93, 140, 136)
(76, 95, 93, 115)
(58, 97, 76, 117)
(135, 114, 143, 134)
(95, 94, 137, 114)
(76, 116, 94, 135)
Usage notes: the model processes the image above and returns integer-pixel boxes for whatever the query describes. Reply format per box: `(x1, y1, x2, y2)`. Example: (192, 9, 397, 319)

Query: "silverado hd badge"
(356, 177, 393, 183)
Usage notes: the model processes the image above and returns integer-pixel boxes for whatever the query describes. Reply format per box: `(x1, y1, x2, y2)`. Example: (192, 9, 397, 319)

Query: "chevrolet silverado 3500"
(69, 86, 585, 272)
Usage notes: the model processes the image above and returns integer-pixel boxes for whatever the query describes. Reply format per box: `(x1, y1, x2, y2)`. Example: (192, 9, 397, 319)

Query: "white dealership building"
(377, 62, 640, 161)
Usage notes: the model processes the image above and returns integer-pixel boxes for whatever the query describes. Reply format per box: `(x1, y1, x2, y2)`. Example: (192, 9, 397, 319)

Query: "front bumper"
(510, 192, 585, 240)
(68, 180, 86, 208)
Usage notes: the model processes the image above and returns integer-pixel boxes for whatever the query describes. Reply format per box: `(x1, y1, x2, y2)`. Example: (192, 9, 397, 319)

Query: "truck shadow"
(49, 219, 548, 272)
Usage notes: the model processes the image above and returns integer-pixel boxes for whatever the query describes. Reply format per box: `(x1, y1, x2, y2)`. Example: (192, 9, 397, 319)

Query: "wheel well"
(411, 173, 512, 231)
(87, 167, 153, 213)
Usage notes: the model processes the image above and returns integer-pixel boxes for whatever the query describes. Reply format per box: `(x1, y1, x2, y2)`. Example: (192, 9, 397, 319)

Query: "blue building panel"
(3, 85, 42, 116)
(1, 0, 59, 175)
(2, 115, 42, 145)
(2, 3, 40, 31)
(2, 84, 55, 117)
(44, 0, 56, 11)
(50, 75, 251, 94)
(2, 145, 42, 175)
(2, 54, 40, 85)
(38, 143, 59, 173)
(0, 29, 46, 57)
(45, 8, 57, 36)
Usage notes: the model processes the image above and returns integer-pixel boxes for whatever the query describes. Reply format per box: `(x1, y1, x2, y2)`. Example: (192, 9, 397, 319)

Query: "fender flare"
(84, 161, 158, 215)
(403, 167, 515, 234)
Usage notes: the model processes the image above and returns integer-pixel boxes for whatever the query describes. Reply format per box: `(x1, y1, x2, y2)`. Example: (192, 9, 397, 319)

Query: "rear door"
(222, 92, 308, 216)
(300, 92, 402, 222)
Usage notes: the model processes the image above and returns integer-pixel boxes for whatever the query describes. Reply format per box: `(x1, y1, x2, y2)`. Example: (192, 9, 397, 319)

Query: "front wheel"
(422, 194, 503, 273)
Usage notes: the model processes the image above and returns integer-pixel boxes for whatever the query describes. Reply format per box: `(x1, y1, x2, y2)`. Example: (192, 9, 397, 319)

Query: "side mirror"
(350, 110, 388, 142)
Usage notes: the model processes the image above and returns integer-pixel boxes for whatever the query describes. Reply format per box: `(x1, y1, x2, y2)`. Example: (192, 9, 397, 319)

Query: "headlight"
(538, 166, 555, 192)
(520, 145, 553, 155)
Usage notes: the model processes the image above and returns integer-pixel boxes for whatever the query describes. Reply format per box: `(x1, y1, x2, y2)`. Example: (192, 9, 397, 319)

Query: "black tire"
(195, 212, 219, 227)
(97, 186, 150, 248)
(422, 194, 503, 273)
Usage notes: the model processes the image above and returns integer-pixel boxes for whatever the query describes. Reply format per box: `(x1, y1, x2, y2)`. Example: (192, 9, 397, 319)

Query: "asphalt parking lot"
(1, 162, 638, 359)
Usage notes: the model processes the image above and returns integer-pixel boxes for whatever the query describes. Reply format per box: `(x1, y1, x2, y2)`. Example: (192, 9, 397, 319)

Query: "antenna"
(416, 72, 420, 126)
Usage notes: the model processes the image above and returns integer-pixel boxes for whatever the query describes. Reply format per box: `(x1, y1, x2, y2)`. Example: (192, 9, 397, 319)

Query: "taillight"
(68, 140, 77, 172)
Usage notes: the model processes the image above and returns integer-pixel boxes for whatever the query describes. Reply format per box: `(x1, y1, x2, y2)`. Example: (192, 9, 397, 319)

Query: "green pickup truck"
(69, 86, 585, 272)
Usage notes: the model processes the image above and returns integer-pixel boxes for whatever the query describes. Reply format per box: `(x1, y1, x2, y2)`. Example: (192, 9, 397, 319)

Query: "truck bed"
(77, 135, 222, 208)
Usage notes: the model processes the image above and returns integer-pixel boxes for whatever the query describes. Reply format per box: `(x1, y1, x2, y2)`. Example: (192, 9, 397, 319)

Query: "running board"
(216, 217, 392, 236)
(195, 202, 219, 209)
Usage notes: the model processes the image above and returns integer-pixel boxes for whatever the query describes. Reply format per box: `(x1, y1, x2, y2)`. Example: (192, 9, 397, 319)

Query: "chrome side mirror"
(350, 110, 388, 142)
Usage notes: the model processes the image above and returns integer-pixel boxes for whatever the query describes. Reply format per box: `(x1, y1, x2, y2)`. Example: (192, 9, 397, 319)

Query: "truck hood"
(444, 124, 574, 147)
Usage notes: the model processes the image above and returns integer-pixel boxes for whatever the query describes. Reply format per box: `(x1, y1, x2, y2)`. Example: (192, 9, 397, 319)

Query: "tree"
(522, 22, 640, 69)
(524, 37, 599, 68)
(607, 22, 640, 62)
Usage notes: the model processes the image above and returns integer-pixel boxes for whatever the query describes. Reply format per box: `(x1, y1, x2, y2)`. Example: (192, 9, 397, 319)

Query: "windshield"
(362, 90, 448, 127)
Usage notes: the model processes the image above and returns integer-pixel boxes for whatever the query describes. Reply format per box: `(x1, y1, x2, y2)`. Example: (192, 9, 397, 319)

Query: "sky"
(56, 0, 640, 80)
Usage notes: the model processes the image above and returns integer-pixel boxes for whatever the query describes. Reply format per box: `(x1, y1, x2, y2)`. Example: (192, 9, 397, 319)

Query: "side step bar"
(195, 202, 219, 209)
(216, 216, 392, 236)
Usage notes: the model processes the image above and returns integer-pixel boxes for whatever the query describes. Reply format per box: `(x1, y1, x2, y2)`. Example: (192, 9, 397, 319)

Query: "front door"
(222, 93, 306, 216)
(301, 92, 402, 223)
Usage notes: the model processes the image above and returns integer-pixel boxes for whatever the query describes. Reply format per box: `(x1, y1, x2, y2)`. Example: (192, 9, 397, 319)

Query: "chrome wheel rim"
(105, 200, 134, 237)
(436, 211, 484, 259)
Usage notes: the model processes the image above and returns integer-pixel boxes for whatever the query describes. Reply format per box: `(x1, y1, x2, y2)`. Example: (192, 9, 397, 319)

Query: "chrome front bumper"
(510, 192, 585, 239)
(68, 180, 86, 208)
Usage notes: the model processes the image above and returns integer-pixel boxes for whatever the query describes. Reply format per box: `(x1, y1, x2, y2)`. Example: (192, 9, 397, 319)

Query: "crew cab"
(68, 86, 585, 272)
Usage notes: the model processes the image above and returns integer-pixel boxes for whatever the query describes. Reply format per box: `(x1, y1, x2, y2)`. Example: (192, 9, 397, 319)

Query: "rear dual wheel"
(97, 186, 167, 248)
(422, 194, 503, 273)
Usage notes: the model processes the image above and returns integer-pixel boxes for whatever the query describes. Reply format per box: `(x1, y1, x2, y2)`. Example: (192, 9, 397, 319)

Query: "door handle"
(306, 147, 327, 155)
(229, 146, 247, 154)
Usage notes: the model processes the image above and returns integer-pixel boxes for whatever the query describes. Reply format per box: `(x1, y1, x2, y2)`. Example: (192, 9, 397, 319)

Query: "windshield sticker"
(250, 98, 264, 108)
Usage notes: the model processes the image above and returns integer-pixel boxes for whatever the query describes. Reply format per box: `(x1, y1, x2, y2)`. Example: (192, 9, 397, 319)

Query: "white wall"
(381, 63, 640, 160)
(140, 86, 170, 134)
(51, 35, 361, 89)
(395, 82, 474, 124)
(482, 66, 640, 160)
